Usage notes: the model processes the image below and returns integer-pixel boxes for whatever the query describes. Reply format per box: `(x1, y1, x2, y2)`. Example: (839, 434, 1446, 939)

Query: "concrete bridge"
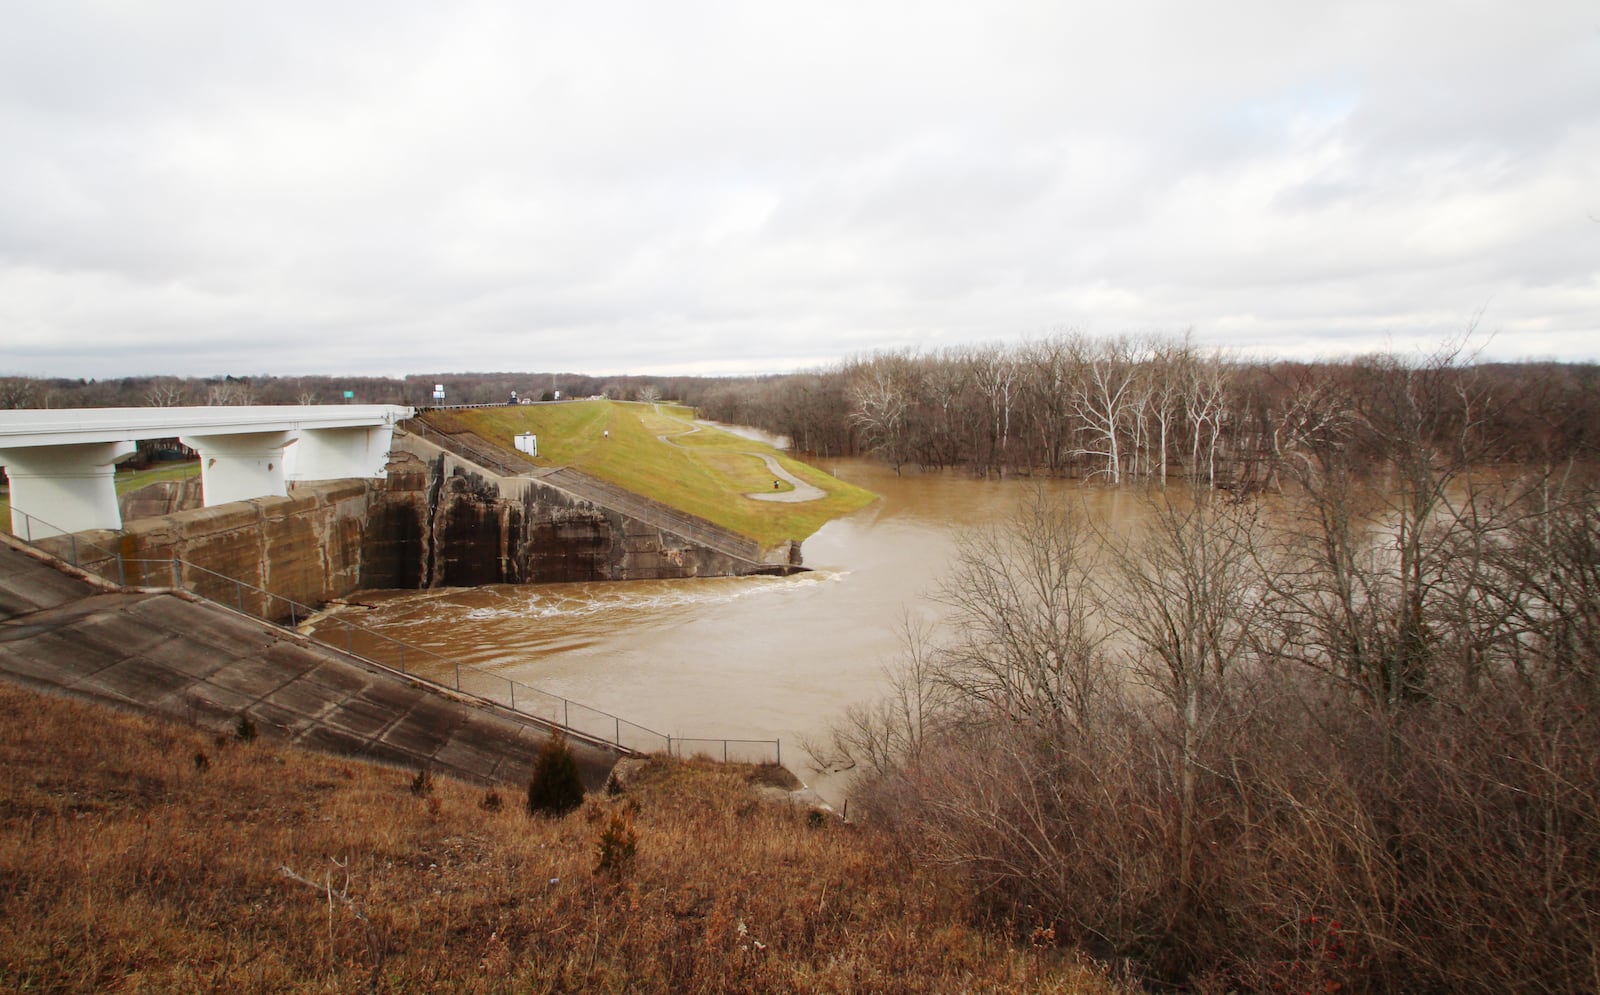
(0, 404, 413, 538)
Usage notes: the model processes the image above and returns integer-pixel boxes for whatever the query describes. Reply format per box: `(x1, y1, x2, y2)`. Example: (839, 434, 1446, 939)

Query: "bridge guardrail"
(7, 506, 780, 765)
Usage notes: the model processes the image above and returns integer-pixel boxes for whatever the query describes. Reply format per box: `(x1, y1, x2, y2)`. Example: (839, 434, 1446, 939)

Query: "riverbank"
(0, 682, 1129, 993)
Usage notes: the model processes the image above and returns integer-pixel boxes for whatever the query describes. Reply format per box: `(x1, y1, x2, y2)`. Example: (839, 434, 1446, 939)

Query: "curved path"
(652, 412, 826, 504)
(744, 453, 826, 503)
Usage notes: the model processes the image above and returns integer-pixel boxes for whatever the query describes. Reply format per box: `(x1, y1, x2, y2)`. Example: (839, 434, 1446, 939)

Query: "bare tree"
(1068, 336, 1140, 483)
(931, 487, 1109, 736)
(1141, 335, 1186, 486)
(1097, 487, 1263, 891)
(0, 377, 40, 409)
(1484, 467, 1600, 696)
(805, 614, 951, 783)
(205, 380, 255, 406)
(1182, 346, 1230, 487)
(1018, 336, 1079, 475)
(970, 346, 1019, 476)
(919, 351, 970, 470)
(1264, 341, 1490, 710)
(848, 355, 919, 474)
(144, 378, 187, 407)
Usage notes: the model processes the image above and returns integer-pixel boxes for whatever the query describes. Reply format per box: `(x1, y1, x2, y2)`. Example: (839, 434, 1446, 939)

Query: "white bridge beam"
(0, 441, 137, 539)
(284, 425, 396, 482)
(0, 404, 413, 537)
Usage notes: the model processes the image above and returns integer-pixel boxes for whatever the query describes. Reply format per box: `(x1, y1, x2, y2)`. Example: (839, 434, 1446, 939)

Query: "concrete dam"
(38, 419, 802, 621)
(1, 412, 797, 778)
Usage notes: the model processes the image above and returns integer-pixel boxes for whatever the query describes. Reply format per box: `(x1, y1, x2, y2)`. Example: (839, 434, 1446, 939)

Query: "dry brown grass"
(0, 684, 1127, 993)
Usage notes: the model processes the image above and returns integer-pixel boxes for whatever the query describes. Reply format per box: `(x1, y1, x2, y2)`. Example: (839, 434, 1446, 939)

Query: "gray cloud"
(1, 1, 1596, 379)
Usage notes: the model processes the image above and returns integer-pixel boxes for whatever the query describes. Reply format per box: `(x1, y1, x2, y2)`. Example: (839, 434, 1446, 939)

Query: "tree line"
(8, 336, 1597, 490)
(694, 335, 1600, 485)
(0, 372, 717, 410)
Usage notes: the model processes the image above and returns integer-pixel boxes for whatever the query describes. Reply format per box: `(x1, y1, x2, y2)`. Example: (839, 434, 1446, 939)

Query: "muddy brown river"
(330, 458, 1145, 800)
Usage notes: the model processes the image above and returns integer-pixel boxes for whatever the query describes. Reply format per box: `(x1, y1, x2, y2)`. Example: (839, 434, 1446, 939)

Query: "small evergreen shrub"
(234, 713, 257, 743)
(527, 732, 584, 816)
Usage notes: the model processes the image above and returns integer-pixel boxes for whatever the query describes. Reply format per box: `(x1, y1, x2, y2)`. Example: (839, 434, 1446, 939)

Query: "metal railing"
(403, 419, 541, 479)
(7, 506, 781, 764)
(669, 738, 784, 766)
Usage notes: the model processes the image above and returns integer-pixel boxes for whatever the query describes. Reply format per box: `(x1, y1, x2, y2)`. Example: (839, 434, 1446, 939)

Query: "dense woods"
(694, 335, 1600, 482)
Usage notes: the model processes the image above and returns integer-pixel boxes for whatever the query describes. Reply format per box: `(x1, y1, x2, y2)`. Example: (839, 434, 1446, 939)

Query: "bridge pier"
(180, 431, 295, 507)
(0, 440, 137, 538)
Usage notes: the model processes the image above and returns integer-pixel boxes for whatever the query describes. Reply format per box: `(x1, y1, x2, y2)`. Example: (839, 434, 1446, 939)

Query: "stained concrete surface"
(0, 538, 619, 790)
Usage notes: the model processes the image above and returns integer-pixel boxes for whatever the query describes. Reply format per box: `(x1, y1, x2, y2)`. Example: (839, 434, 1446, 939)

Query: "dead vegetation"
(0, 684, 1127, 993)
(821, 456, 1600, 991)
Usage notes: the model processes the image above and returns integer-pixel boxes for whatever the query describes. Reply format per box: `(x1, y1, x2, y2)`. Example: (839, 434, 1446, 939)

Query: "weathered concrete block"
(264, 491, 321, 519)
(315, 479, 366, 503)
(262, 514, 324, 609)
(175, 502, 261, 540)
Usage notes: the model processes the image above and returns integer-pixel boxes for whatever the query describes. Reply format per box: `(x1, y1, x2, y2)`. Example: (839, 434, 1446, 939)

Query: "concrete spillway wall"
(46, 477, 387, 620)
(379, 434, 790, 588)
(39, 431, 786, 619)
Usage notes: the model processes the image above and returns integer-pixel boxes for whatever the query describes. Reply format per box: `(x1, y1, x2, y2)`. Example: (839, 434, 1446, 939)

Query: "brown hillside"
(0, 684, 1125, 993)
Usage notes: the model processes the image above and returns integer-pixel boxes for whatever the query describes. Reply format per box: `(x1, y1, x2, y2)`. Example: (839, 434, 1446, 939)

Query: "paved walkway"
(0, 538, 619, 790)
(744, 452, 827, 503)
(655, 417, 826, 504)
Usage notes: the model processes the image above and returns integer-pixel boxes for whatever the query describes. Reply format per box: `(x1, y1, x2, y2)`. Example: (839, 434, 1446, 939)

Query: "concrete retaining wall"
(47, 478, 384, 620)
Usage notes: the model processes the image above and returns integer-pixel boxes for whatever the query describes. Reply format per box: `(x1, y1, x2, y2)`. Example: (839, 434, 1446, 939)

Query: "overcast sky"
(2, 2, 1596, 379)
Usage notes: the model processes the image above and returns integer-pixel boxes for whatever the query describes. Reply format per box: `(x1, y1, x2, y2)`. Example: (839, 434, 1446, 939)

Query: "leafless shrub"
(805, 613, 952, 785)
(842, 460, 1600, 992)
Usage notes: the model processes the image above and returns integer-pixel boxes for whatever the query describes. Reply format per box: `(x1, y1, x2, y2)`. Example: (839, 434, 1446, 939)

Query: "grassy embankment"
(431, 400, 876, 550)
(0, 683, 1124, 993)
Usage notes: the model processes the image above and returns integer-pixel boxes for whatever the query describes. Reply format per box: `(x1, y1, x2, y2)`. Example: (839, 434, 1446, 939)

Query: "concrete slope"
(0, 539, 619, 790)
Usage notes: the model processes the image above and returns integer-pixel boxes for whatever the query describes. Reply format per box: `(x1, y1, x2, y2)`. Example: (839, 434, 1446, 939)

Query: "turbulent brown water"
(331, 458, 1144, 797)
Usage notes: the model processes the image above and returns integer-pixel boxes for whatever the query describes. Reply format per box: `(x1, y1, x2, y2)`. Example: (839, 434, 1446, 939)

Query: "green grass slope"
(435, 400, 876, 550)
